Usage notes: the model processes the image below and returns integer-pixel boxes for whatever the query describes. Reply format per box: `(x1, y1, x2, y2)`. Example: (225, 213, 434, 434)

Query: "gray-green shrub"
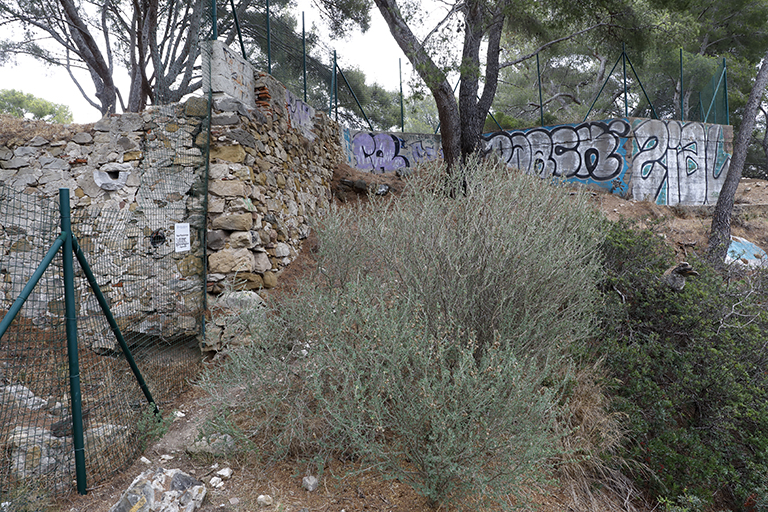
(200, 158, 607, 509)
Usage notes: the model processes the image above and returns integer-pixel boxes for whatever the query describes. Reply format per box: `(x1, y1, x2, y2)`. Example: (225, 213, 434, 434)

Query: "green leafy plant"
(201, 158, 608, 509)
(136, 402, 172, 451)
(596, 221, 768, 510)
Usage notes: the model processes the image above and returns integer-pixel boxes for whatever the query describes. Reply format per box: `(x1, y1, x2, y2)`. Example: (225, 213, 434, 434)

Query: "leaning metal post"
(303, 13, 307, 103)
(266, 0, 272, 73)
(0, 235, 65, 344)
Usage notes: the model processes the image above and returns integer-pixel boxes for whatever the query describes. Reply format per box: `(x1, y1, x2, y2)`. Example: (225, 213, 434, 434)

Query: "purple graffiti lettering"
(285, 90, 316, 141)
(351, 133, 410, 174)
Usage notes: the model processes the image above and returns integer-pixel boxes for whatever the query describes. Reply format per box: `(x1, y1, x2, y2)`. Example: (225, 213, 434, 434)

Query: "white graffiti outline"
(481, 120, 632, 194)
(631, 119, 730, 205)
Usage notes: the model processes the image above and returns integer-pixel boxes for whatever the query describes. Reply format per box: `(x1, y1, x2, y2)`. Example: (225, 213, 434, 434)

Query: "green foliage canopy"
(0, 89, 72, 123)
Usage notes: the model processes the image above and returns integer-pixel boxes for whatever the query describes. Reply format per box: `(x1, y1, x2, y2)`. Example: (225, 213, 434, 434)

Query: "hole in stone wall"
(106, 171, 120, 180)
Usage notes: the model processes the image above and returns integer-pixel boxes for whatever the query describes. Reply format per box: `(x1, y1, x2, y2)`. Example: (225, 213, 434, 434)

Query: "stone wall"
(0, 103, 209, 345)
(203, 72, 341, 350)
(0, 42, 342, 352)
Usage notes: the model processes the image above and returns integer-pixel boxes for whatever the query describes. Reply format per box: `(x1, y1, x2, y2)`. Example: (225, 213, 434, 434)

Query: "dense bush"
(200, 159, 607, 509)
(597, 221, 768, 510)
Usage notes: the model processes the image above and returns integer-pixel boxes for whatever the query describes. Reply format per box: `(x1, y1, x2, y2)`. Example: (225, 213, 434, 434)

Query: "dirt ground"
(57, 168, 768, 512)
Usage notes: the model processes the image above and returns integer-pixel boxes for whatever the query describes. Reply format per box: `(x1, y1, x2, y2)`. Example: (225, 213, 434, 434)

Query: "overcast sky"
(0, 0, 413, 124)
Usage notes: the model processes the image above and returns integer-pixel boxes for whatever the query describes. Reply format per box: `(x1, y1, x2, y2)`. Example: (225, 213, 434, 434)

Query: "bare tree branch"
(499, 22, 609, 69)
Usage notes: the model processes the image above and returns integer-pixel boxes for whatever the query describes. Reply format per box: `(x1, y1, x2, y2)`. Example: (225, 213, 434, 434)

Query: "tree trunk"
(59, 0, 117, 115)
(458, 1, 503, 159)
(708, 51, 768, 264)
(373, 0, 480, 169)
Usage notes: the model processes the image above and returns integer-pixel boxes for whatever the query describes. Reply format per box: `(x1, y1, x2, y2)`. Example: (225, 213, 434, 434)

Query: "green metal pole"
(680, 48, 684, 121)
(60, 188, 87, 495)
(72, 237, 158, 415)
(625, 53, 658, 119)
(400, 58, 404, 132)
(583, 52, 623, 122)
(622, 43, 628, 118)
(704, 67, 728, 123)
(303, 13, 307, 103)
(230, 0, 247, 60)
(329, 52, 335, 116)
(337, 64, 374, 130)
(334, 51, 338, 122)
(212, 0, 217, 39)
(537, 53, 544, 126)
(0, 235, 65, 344)
(266, 0, 271, 73)
(723, 58, 729, 125)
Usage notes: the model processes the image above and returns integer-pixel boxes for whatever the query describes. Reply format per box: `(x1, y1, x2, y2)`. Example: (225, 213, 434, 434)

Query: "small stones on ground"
(257, 494, 273, 507)
(302, 475, 318, 492)
(174, 410, 186, 418)
(108, 468, 205, 512)
(139, 456, 152, 465)
(210, 476, 224, 488)
(186, 433, 235, 457)
(229, 497, 240, 505)
(216, 467, 233, 479)
(159, 454, 174, 462)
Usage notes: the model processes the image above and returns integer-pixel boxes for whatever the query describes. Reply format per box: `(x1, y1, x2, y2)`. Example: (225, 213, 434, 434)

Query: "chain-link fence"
(0, 49, 211, 512)
(687, 58, 729, 125)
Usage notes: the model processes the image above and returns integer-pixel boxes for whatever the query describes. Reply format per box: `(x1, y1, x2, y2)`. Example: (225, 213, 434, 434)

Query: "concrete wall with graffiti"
(341, 129, 442, 174)
(341, 118, 733, 206)
(481, 118, 732, 205)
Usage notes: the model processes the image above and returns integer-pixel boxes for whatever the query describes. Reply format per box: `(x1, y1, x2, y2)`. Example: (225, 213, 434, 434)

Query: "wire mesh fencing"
(687, 58, 729, 125)
(0, 88, 209, 511)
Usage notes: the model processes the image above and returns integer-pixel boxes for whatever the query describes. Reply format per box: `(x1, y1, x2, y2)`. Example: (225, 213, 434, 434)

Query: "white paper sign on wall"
(175, 223, 190, 252)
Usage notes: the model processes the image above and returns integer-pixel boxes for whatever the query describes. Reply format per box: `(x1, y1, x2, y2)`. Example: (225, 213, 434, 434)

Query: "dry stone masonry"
(204, 72, 339, 302)
(0, 41, 343, 354)
(0, 103, 208, 349)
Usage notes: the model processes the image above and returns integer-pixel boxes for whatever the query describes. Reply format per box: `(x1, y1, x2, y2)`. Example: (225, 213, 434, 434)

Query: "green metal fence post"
(583, 52, 622, 122)
(723, 58, 729, 125)
(303, 13, 307, 103)
(266, 0, 272, 73)
(72, 237, 158, 415)
(329, 51, 335, 116)
(680, 48, 684, 121)
(625, 52, 658, 119)
(337, 64, 374, 130)
(60, 188, 88, 495)
(212, 0, 217, 39)
(400, 58, 404, 132)
(622, 43, 628, 118)
(334, 51, 338, 121)
(230, 0, 247, 60)
(537, 52, 544, 126)
(0, 235, 65, 343)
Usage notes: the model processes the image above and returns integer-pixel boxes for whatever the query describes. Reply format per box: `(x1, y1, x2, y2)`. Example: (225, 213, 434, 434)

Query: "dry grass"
(555, 361, 648, 512)
(0, 114, 93, 148)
